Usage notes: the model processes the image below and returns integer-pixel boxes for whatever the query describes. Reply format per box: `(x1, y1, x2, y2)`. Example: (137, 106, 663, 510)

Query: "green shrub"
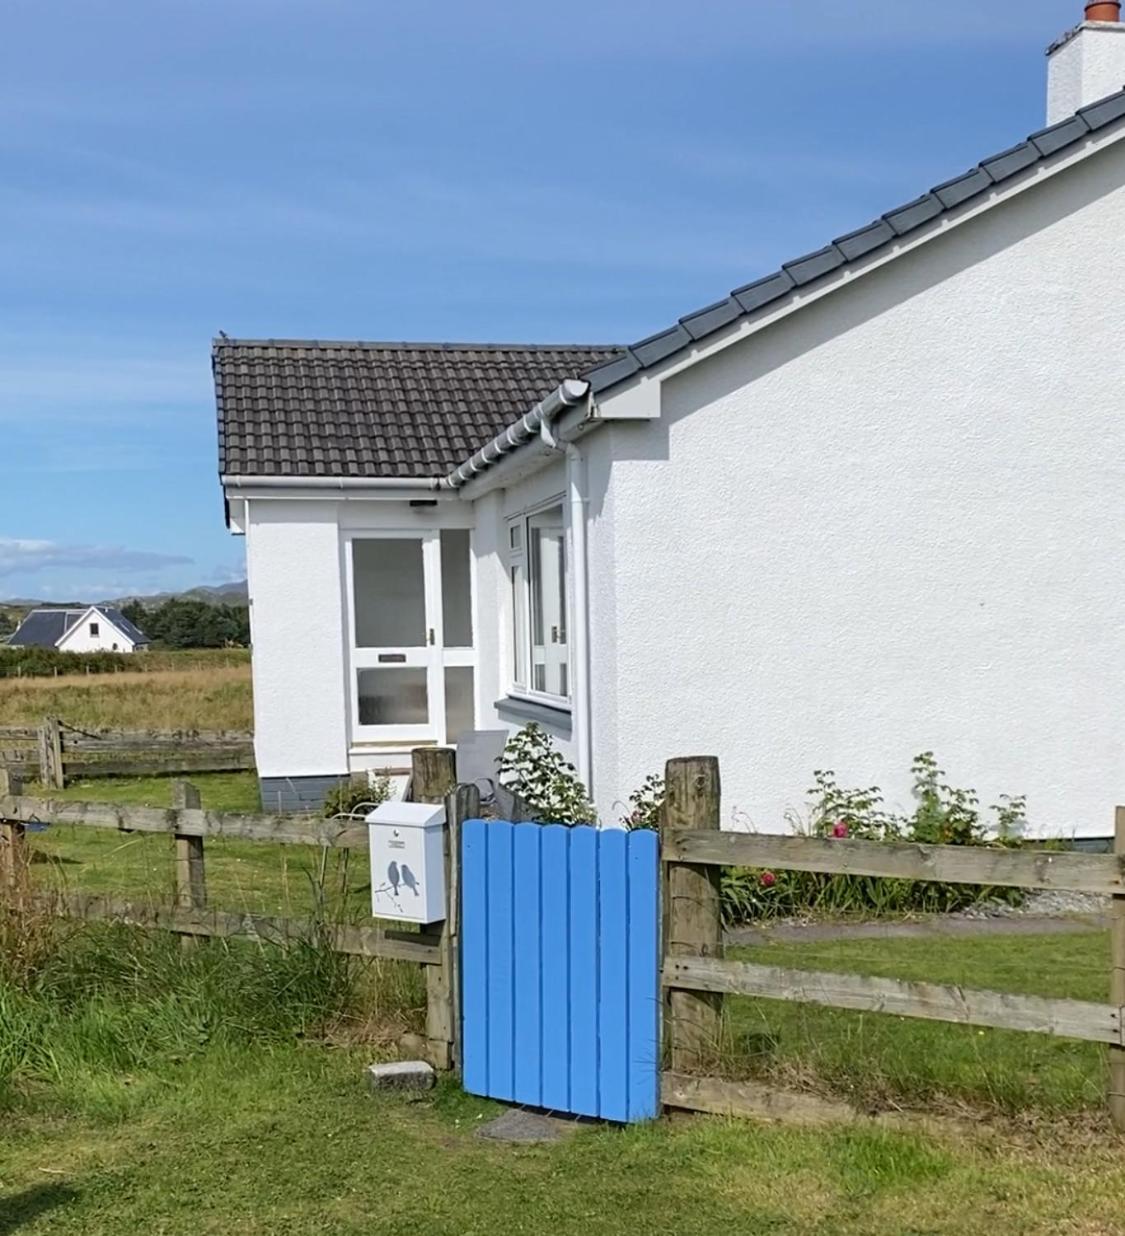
(0, 647, 132, 679)
(723, 754, 1028, 926)
(321, 774, 392, 819)
(498, 724, 596, 824)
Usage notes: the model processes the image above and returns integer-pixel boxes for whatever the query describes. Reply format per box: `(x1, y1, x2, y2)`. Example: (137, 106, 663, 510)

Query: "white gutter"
(442, 379, 590, 490)
(537, 399, 594, 797)
(221, 474, 440, 490)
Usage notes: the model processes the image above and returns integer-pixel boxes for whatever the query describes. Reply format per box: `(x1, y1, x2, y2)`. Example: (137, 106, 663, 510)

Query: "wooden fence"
(0, 718, 255, 787)
(659, 756, 1125, 1130)
(0, 749, 471, 1070)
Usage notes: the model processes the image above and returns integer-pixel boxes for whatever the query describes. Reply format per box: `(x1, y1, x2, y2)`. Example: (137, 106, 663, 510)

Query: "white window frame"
(506, 496, 571, 709)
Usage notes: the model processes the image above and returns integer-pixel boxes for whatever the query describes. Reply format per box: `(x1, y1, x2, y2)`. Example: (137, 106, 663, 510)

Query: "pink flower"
(832, 820, 849, 839)
(759, 871, 777, 889)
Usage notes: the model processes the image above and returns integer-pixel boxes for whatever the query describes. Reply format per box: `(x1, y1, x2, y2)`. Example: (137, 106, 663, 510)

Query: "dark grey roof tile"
(732, 270, 795, 314)
(833, 219, 896, 262)
(883, 193, 943, 236)
(783, 244, 846, 286)
(1080, 89, 1125, 130)
(214, 340, 623, 478)
(679, 295, 743, 340)
(584, 350, 643, 393)
(980, 141, 1040, 183)
(932, 167, 993, 209)
(1029, 114, 1091, 157)
(631, 324, 693, 367)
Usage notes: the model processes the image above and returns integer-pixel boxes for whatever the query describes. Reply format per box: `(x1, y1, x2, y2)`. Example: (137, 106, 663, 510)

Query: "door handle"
(428, 628, 435, 646)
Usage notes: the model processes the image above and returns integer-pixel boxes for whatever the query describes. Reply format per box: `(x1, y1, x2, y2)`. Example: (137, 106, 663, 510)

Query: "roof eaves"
(578, 88, 1125, 404)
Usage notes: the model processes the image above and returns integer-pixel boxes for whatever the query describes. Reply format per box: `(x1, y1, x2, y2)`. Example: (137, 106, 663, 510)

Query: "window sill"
(495, 694, 573, 736)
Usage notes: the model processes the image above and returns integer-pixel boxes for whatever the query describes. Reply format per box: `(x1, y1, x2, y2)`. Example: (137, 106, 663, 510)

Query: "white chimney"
(1047, 3, 1125, 124)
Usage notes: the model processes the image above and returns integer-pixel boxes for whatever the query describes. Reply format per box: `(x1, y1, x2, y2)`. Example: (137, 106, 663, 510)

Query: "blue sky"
(0, 0, 1087, 599)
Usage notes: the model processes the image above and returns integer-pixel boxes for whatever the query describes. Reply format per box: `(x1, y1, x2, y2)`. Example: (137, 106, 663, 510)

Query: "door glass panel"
(440, 530, 473, 648)
(356, 668, 429, 725)
(510, 562, 526, 685)
(444, 666, 475, 742)
(529, 506, 567, 697)
(353, 539, 425, 648)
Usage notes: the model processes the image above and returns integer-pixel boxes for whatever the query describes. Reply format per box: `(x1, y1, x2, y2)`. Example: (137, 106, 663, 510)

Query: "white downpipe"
(538, 412, 593, 796)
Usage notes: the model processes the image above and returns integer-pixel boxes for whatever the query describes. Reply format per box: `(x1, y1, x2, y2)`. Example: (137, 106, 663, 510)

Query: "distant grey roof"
(214, 340, 623, 479)
(6, 606, 149, 649)
(7, 609, 83, 648)
(580, 87, 1125, 395)
(98, 608, 149, 645)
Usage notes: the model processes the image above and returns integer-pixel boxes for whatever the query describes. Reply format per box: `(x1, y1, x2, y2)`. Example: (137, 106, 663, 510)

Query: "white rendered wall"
(56, 611, 137, 654)
(246, 500, 350, 778)
(588, 141, 1125, 840)
(1048, 23, 1125, 124)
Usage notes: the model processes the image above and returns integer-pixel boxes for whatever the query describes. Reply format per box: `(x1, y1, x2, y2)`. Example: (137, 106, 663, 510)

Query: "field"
(0, 649, 253, 731)
(5, 669, 1125, 1232)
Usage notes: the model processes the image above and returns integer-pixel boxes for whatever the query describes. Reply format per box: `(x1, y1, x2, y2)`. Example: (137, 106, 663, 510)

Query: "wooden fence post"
(411, 747, 457, 804)
(1111, 805, 1125, 1132)
(662, 756, 723, 1075)
(0, 769, 25, 897)
(172, 780, 206, 944)
(429, 781, 480, 1075)
(38, 717, 64, 790)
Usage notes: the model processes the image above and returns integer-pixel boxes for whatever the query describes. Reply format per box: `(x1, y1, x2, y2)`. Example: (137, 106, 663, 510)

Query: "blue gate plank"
(626, 829, 660, 1120)
(512, 823, 543, 1107)
(461, 818, 489, 1098)
(597, 829, 629, 1121)
(486, 821, 515, 1102)
(539, 825, 570, 1113)
(568, 827, 599, 1118)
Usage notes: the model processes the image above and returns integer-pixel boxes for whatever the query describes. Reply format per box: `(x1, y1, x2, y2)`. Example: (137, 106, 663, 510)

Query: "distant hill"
(0, 581, 249, 616)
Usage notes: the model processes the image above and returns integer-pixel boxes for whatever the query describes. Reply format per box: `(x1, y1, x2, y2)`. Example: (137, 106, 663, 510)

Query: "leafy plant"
(321, 774, 392, 819)
(622, 773, 664, 831)
(720, 753, 1028, 926)
(498, 724, 596, 824)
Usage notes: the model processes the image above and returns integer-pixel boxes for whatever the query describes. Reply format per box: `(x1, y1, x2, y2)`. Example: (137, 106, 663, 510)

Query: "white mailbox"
(367, 801, 446, 925)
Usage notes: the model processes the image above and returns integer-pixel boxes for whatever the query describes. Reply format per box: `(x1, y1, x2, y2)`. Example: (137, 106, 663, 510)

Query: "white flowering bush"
(498, 723, 596, 825)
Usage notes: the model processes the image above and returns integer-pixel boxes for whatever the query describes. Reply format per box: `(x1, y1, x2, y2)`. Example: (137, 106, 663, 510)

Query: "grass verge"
(724, 930, 1110, 1115)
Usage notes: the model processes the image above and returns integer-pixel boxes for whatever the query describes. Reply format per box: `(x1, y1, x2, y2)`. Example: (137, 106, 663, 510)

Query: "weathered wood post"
(0, 769, 26, 897)
(172, 780, 206, 944)
(38, 717, 64, 790)
(434, 781, 480, 1075)
(411, 747, 457, 805)
(409, 748, 459, 1068)
(662, 756, 723, 1075)
(1111, 805, 1125, 1131)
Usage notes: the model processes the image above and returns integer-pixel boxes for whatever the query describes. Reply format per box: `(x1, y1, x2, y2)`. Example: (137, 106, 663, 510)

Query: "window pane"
(353, 539, 425, 648)
(357, 668, 428, 725)
(529, 505, 568, 698)
(440, 530, 473, 648)
(510, 562, 526, 685)
(444, 666, 475, 742)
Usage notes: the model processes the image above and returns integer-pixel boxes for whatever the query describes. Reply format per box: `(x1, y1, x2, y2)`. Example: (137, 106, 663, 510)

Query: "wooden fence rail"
(0, 719, 256, 787)
(0, 749, 465, 1070)
(660, 758, 1125, 1131)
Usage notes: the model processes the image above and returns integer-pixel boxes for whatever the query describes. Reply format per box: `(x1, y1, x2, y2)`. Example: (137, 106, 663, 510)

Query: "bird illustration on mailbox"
(367, 801, 447, 925)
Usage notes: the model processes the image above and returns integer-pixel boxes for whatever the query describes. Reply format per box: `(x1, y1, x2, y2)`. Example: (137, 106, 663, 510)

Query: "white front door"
(346, 530, 476, 745)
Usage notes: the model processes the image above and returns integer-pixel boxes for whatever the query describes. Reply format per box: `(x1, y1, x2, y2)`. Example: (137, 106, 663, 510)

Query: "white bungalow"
(217, 5, 1125, 840)
(7, 605, 149, 654)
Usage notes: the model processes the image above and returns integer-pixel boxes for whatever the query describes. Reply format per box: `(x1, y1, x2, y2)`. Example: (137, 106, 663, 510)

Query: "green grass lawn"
(28, 772, 367, 920)
(725, 931, 1110, 1114)
(6, 773, 1125, 1231)
(4, 1042, 1125, 1236)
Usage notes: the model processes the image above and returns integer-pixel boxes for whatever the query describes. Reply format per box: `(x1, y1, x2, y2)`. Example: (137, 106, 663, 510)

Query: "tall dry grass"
(0, 663, 253, 731)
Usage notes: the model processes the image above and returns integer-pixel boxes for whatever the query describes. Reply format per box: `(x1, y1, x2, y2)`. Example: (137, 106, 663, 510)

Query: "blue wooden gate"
(460, 820, 660, 1123)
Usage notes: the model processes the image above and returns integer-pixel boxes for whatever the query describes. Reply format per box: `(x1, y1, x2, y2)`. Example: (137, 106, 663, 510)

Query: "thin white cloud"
(0, 538, 192, 580)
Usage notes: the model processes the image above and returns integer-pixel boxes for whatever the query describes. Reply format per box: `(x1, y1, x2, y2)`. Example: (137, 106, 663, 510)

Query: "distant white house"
(216, 5, 1125, 840)
(7, 606, 150, 654)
